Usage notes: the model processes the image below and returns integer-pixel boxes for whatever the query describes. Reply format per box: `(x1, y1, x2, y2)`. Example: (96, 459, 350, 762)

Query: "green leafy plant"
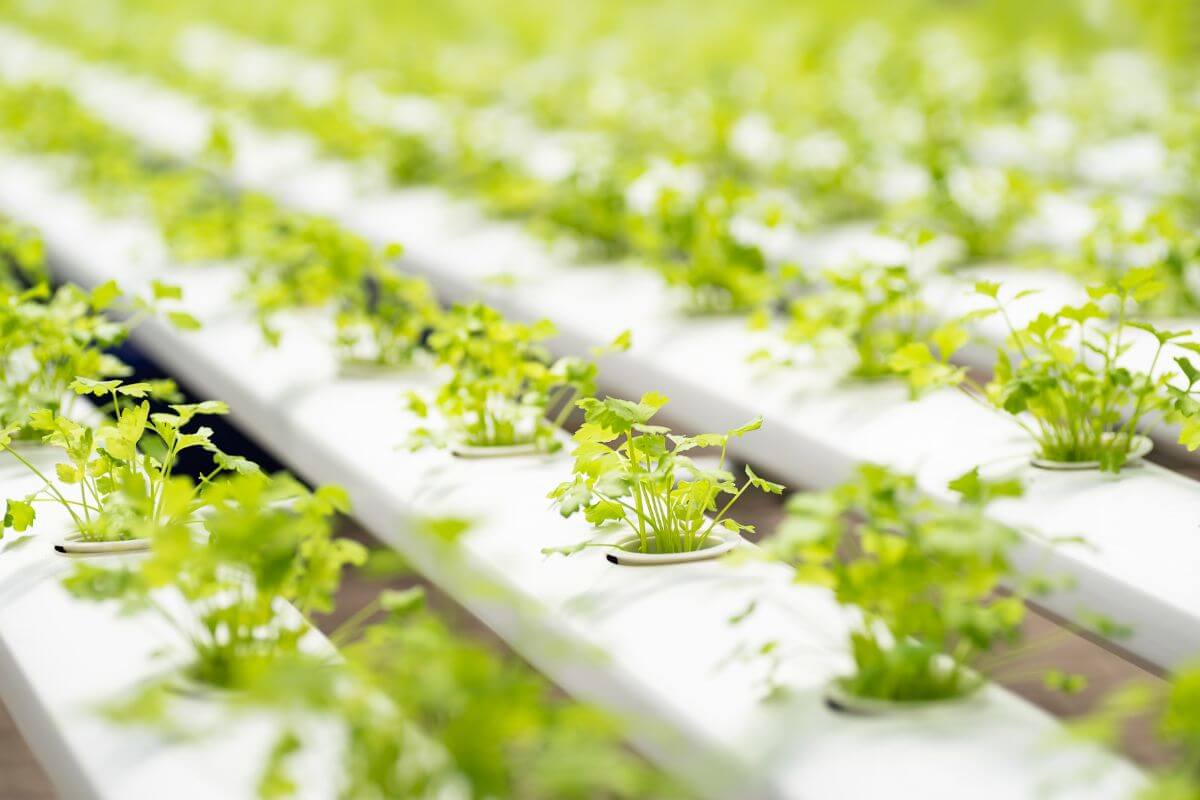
(169, 578, 683, 800)
(408, 304, 612, 452)
(241, 214, 436, 362)
(0, 281, 126, 436)
(769, 464, 1031, 705)
(329, 598, 676, 799)
(85, 544, 678, 798)
(782, 261, 938, 380)
(0, 276, 197, 439)
(547, 392, 783, 555)
(0, 81, 435, 368)
(892, 270, 1195, 471)
(0, 378, 253, 542)
(64, 470, 364, 689)
(332, 263, 440, 368)
(1076, 196, 1200, 318)
(0, 217, 48, 287)
(896, 164, 1040, 261)
(633, 181, 774, 315)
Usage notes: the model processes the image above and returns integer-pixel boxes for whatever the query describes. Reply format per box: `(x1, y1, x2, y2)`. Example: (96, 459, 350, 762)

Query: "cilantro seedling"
(548, 392, 784, 555)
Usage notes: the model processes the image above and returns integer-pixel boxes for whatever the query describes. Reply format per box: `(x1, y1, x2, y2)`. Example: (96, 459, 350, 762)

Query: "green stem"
(0, 444, 84, 528)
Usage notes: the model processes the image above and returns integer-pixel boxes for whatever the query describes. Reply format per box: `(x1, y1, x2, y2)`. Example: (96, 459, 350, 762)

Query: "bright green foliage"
(894, 164, 1043, 261)
(1074, 662, 1200, 799)
(770, 464, 1025, 703)
(257, 731, 302, 799)
(1166, 349, 1200, 452)
(0, 265, 196, 440)
(521, 169, 632, 261)
(630, 179, 773, 315)
(785, 263, 935, 380)
(0, 82, 435, 367)
(64, 471, 364, 689)
(17, 0, 1200, 327)
(1077, 197, 1200, 318)
(408, 304, 601, 452)
(342, 613, 677, 799)
(237, 589, 681, 800)
(0, 281, 129, 436)
(0, 218, 48, 286)
(0, 83, 270, 266)
(893, 271, 1193, 471)
(1140, 668, 1200, 799)
(242, 213, 437, 365)
(548, 392, 783, 554)
(333, 266, 439, 368)
(0, 379, 252, 542)
(243, 214, 370, 348)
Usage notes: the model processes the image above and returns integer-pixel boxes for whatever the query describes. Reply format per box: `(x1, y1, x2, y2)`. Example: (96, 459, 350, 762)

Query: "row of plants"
(7, 34, 1200, 476)
(11, 10, 1200, 477)
(0, 70, 1023, 697)
(5, 70, 1200, 800)
(0, 5, 1190, 326)
(9, 0, 1200, 319)
(0, 135, 1125, 718)
(0, 219, 1150, 777)
(0, 222, 680, 798)
(12, 9, 1200, 798)
(1, 60, 1195, 717)
(773, 457, 1200, 800)
(0, 188, 1059, 722)
(0, 161, 1052, 788)
(41, 0, 1200, 195)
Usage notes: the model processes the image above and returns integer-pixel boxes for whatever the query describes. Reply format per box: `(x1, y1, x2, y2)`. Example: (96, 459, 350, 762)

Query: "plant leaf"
(744, 464, 784, 495)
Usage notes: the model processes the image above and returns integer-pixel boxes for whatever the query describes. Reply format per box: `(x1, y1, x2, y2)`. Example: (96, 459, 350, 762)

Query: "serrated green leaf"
(744, 464, 784, 494)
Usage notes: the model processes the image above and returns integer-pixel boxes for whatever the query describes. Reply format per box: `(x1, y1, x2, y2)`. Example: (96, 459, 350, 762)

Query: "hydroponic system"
(0, 0, 1197, 798)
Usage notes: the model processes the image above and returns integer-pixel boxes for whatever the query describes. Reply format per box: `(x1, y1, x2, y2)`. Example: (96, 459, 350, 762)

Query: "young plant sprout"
(769, 464, 1030, 706)
(891, 270, 1196, 472)
(1, 379, 256, 544)
(627, 175, 774, 315)
(408, 304, 613, 454)
(656, 187, 774, 316)
(0, 279, 195, 440)
(64, 471, 364, 690)
(332, 264, 440, 369)
(784, 262, 934, 380)
(199, 190, 436, 367)
(547, 392, 784, 556)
